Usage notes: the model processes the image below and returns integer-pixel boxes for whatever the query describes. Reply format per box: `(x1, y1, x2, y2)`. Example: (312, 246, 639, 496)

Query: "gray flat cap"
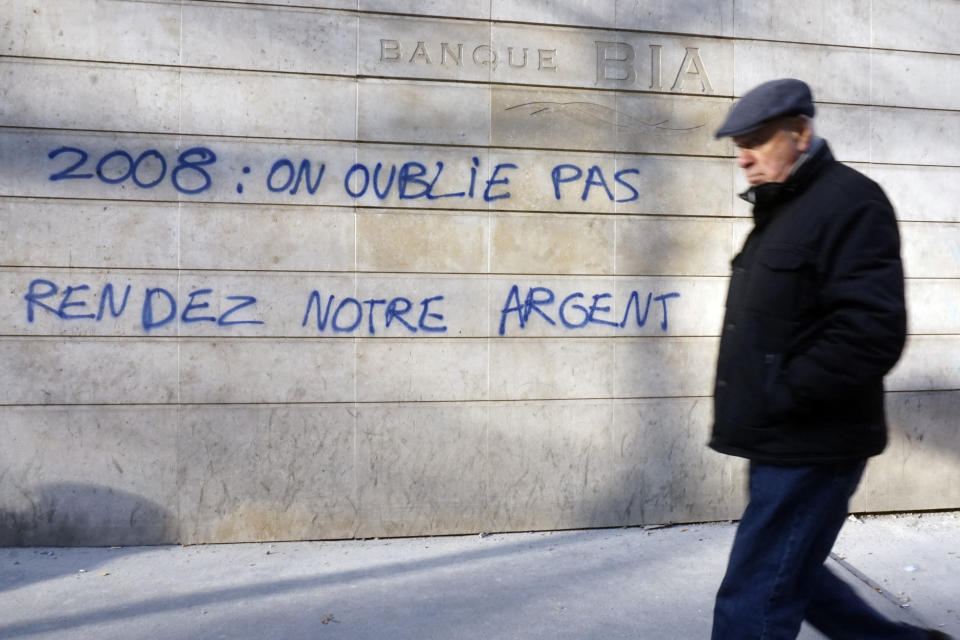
(715, 78, 815, 139)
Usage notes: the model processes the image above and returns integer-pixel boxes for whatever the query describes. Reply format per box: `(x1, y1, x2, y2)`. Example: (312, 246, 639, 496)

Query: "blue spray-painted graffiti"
(343, 158, 517, 202)
(551, 164, 640, 202)
(302, 292, 447, 334)
(22, 279, 447, 335)
(48, 146, 217, 194)
(46, 144, 648, 203)
(24, 279, 264, 331)
(498, 285, 680, 336)
(24, 280, 681, 336)
(266, 158, 325, 195)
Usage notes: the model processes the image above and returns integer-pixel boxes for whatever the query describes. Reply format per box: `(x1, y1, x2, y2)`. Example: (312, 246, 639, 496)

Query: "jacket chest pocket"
(746, 246, 815, 318)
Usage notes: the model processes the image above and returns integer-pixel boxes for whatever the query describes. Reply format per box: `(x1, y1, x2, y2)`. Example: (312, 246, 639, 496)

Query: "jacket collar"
(740, 138, 833, 223)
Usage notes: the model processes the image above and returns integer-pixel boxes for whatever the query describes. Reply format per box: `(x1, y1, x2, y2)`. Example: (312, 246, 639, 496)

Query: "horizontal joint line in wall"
(9, 53, 960, 116)
(12, 47, 951, 112)
(0, 55, 727, 106)
(335, 6, 960, 60)
(19, 334, 960, 340)
(0, 124, 355, 146)
(887, 388, 960, 395)
(493, 79, 722, 100)
(0, 395, 715, 409)
(6, 124, 960, 170)
(0, 193, 190, 206)
(0, 53, 354, 82)
(0, 194, 350, 209)
(353, 72, 735, 99)
(899, 219, 960, 226)
(0, 54, 727, 105)
(726, 34, 960, 60)
(0, 124, 729, 161)
(274, 5, 743, 42)
(0, 265, 359, 275)
(849, 102, 960, 116)
(0, 334, 718, 341)
(0, 195, 739, 219)
(0, 265, 952, 282)
(777, 99, 960, 116)
(6, 21, 960, 69)
(855, 44, 960, 59)
(351, 205, 740, 218)
(185, 0, 356, 15)
(365, 137, 728, 160)
(480, 145, 722, 160)
(349, 139, 709, 158)
(0, 265, 729, 278)
(0, 392, 950, 409)
(864, 161, 960, 170)
(5, 33, 959, 76)
(354, 204, 489, 214)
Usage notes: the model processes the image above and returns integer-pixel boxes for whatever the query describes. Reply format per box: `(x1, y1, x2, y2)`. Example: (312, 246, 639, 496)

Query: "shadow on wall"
(0, 482, 175, 547)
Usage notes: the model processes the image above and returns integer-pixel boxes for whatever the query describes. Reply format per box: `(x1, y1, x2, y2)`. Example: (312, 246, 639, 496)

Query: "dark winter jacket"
(709, 140, 907, 464)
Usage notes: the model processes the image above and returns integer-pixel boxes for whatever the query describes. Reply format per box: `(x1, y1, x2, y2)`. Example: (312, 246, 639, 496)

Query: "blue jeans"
(711, 461, 928, 640)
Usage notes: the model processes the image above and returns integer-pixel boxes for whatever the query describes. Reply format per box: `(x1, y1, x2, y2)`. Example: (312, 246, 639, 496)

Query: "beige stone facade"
(2, 0, 959, 545)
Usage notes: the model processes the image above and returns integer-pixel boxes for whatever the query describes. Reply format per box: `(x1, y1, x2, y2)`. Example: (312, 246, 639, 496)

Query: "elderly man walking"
(709, 79, 951, 640)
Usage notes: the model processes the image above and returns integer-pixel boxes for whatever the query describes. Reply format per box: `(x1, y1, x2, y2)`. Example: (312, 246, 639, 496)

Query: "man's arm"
(782, 198, 907, 408)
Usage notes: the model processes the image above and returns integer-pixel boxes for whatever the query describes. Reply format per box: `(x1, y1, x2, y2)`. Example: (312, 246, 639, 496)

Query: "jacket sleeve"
(781, 197, 907, 407)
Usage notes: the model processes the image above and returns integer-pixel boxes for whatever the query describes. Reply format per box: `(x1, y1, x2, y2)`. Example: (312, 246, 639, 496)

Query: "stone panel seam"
(0, 195, 757, 220)
(0, 395, 718, 406)
(10, 122, 960, 159)
(0, 266, 741, 276)
(0, 397, 721, 408)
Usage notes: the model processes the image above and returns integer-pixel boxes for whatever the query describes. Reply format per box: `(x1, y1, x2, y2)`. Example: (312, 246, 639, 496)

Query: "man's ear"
(795, 116, 814, 153)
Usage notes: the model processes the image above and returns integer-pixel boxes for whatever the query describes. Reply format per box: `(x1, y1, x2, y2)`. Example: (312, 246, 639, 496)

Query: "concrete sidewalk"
(1, 513, 957, 640)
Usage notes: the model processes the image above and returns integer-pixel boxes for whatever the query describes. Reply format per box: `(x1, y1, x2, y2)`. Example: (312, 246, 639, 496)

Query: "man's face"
(732, 118, 811, 186)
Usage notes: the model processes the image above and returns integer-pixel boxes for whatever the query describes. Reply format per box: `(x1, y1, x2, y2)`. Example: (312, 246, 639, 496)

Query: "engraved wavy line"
(504, 101, 705, 132)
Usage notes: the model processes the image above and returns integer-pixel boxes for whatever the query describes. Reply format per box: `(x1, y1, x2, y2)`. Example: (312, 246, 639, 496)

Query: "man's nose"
(737, 148, 754, 168)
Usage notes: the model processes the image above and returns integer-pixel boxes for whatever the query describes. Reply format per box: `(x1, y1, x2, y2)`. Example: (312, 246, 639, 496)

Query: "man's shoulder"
(817, 160, 889, 205)
(790, 159, 897, 238)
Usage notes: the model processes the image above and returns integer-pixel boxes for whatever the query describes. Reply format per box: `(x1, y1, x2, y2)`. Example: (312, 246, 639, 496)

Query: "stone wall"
(2, 0, 959, 545)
